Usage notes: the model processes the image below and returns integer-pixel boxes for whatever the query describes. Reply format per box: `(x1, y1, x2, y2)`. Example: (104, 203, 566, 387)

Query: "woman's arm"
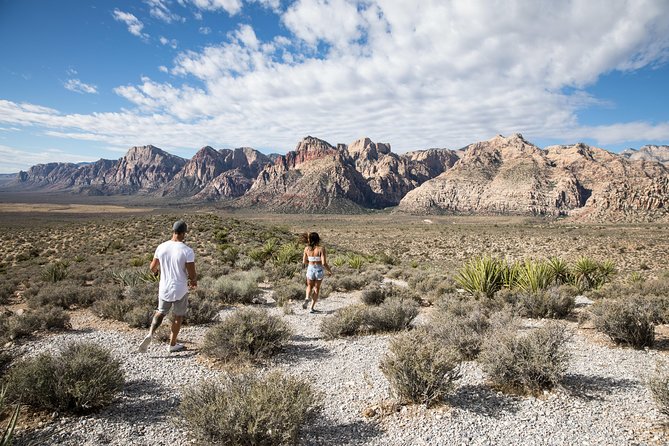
(321, 247, 333, 274)
(302, 247, 309, 266)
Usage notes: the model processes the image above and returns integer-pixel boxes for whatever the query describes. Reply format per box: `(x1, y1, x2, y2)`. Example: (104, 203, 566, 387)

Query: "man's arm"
(150, 258, 160, 276)
(186, 261, 197, 289)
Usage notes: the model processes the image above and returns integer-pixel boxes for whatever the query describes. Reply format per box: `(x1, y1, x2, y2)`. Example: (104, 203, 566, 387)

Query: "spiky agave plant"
(455, 255, 504, 298)
(516, 259, 556, 293)
(547, 257, 571, 285)
(572, 256, 600, 292)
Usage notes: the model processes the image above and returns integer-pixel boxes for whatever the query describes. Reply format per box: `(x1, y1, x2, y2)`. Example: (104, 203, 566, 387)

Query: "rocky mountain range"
(8, 135, 669, 221)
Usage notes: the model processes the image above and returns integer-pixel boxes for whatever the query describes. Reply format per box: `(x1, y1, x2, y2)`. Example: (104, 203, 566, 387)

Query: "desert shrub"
(478, 321, 571, 395)
(202, 308, 292, 362)
(27, 281, 104, 309)
(380, 328, 462, 406)
(430, 298, 490, 360)
(218, 245, 240, 266)
(321, 298, 418, 340)
(124, 305, 155, 328)
(185, 295, 220, 325)
(109, 268, 157, 287)
(590, 297, 655, 349)
(408, 272, 455, 301)
(5, 342, 124, 414)
(375, 252, 399, 266)
(368, 297, 419, 333)
(361, 286, 387, 305)
(181, 371, 320, 446)
(40, 261, 69, 283)
(273, 279, 305, 307)
(328, 273, 368, 292)
(207, 270, 263, 304)
(515, 286, 575, 319)
(0, 283, 14, 305)
(455, 255, 504, 298)
(2, 306, 70, 341)
(649, 361, 669, 417)
(320, 305, 368, 340)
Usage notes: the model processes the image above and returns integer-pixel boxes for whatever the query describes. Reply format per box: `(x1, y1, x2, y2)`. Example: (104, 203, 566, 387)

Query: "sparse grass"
(380, 327, 462, 406)
(202, 308, 292, 363)
(180, 371, 320, 446)
(5, 342, 124, 414)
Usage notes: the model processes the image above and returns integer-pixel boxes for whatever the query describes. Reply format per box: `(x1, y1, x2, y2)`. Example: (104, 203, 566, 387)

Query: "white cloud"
(199, 26, 211, 35)
(2, 1, 669, 157)
(159, 36, 178, 48)
(64, 79, 98, 94)
(248, 0, 282, 12)
(188, 0, 242, 15)
(112, 9, 149, 39)
(145, 0, 183, 23)
(0, 144, 99, 173)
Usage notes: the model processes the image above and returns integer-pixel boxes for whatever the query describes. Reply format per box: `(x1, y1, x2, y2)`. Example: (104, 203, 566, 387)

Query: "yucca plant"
(331, 256, 347, 267)
(516, 260, 555, 293)
(273, 243, 302, 266)
(628, 271, 644, 284)
(572, 256, 600, 292)
(455, 256, 504, 298)
(0, 385, 20, 446)
(347, 255, 365, 271)
(41, 261, 69, 283)
(547, 257, 570, 285)
(501, 260, 520, 289)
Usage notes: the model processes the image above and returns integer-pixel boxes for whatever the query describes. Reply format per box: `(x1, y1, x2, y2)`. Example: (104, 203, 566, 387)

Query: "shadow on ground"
(302, 417, 383, 445)
(447, 384, 520, 417)
(561, 373, 639, 401)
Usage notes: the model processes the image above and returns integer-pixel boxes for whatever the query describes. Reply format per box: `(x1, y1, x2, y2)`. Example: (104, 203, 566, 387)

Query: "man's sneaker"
(169, 343, 185, 353)
(137, 334, 152, 353)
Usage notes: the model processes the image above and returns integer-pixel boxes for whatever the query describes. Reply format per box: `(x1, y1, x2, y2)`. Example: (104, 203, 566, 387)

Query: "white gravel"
(11, 291, 669, 446)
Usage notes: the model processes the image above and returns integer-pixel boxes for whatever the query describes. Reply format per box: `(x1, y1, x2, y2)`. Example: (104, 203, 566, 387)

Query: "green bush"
(572, 257, 616, 292)
(380, 328, 462, 406)
(516, 260, 556, 293)
(5, 342, 124, 414)
(478, 321, 571, 395)
(202, 308, 292, 362)
(649, 361, 669, 417)
(590, 297, 655, 349)
(181, 371, 320, 446)
(273, 243, 302, 267)
(515, 286, 575, 319)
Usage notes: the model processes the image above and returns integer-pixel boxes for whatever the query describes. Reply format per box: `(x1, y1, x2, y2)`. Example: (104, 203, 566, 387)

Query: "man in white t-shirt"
(138, 220, 197, 353)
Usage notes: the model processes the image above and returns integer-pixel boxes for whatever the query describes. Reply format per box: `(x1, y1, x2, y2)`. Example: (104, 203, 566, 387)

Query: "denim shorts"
(306, 264, 324, 281)
(157, 294, 188, 316)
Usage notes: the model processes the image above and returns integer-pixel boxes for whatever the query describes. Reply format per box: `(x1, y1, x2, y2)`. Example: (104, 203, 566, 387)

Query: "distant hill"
(7, 135, 669, 221)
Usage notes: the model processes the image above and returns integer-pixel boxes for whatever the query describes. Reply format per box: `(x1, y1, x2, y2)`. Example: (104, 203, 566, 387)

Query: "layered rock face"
(162, 146, 270, 199)
(398, 135, 669, 221)
(621, 145, 669, 165)
(238, 136, 459, 212)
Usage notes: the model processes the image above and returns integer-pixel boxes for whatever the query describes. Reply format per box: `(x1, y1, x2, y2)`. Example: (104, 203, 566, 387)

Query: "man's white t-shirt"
(154, 240, 195, 302)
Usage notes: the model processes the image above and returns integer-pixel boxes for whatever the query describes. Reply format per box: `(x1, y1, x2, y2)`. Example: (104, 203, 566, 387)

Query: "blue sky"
(1, 0, 669, 173)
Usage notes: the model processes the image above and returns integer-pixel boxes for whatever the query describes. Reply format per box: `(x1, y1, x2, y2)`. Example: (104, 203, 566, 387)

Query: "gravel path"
(11, 291, 669, 446)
